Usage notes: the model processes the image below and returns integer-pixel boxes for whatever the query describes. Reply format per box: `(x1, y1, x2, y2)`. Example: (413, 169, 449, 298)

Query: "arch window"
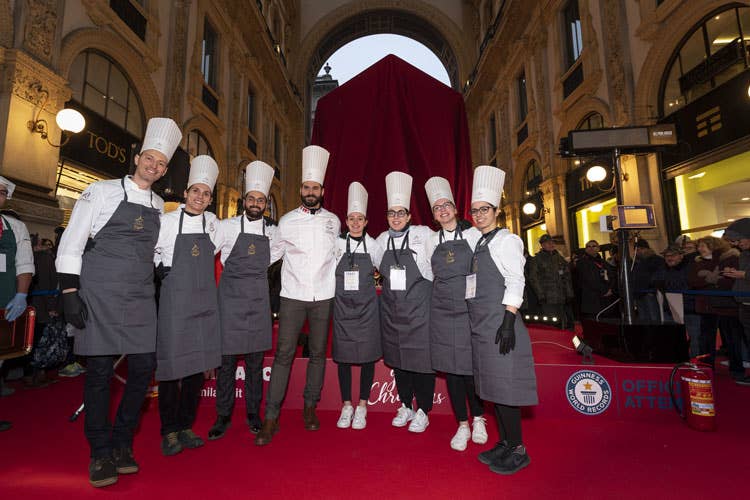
(660, 5, 750, 116)
(523, 160, 542, 196)
(68, 50, 144, 136)
(576, 112, 604, 130)
(186, 130, 214, 159)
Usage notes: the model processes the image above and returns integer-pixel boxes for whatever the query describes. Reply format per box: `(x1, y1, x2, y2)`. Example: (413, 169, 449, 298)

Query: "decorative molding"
(601, 0, 633, 126)
(163, 0, 190, 120)
(58, 28, 161, 119)
(3, 49, 70, 111)
(0, 0, 12, 47)
(21, 0, 58, 64)
(7, 197, 64, 227)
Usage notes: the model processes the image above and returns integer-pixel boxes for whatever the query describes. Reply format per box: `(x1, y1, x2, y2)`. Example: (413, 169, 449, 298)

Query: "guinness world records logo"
(566, 370, 612, 415)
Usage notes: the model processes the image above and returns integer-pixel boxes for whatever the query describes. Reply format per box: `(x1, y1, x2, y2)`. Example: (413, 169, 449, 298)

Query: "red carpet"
(2, 327, 749, 499)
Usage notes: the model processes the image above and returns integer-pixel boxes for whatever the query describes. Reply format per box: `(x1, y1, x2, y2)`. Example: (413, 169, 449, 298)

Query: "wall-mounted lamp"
(27, 86, 86, 147)
(585, 164, 627, 191)
(522, 201, 550, 221)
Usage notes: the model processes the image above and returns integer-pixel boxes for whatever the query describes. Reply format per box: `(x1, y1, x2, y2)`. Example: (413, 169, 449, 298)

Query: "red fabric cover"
(311, 55, 473, 236)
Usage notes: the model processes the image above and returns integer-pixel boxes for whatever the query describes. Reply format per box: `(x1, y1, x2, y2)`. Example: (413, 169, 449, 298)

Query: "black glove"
(62, 291, 88, 329)
(495, 310, 517, 355)
(155, 264, 171, 281)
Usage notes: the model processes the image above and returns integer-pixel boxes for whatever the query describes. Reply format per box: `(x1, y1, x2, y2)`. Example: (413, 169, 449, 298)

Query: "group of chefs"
(54, 117, 538, 488)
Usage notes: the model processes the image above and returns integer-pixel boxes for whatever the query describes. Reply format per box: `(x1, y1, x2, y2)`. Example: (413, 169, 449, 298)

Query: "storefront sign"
(566, 162, 613, 208)
(660, 68, 750, 170)
(60, 101, 139, 179)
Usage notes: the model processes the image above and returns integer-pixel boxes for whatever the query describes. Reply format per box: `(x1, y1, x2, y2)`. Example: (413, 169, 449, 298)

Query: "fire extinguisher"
(669, 359, 717, 432)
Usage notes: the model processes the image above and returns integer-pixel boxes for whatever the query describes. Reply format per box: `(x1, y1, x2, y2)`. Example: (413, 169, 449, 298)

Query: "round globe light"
(586, 165, 607, 183)
(56, 108, 86, 133)
(522, 202, 537, 215)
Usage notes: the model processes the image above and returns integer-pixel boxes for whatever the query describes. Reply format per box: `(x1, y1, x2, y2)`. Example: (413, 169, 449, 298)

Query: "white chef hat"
(424, 176, 454, 207)
(0, 176, 16, 199)
(244, 160, 275, 196)
(471, 165, 506, 207)
(140, 117, 182, 161)
(187, 155, 219, 191)
(347, 181, 368, 217)
(302, 145, 330, 185)
(385, 171, 413, 209)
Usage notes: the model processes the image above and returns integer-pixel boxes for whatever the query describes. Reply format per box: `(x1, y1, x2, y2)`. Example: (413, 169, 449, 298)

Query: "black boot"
(246, 413, 262, 434)
(208, 415, 231, 440)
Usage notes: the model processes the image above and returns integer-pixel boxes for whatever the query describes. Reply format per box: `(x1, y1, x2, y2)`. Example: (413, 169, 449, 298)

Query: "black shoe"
(247, 413, 262, 434)
(112, 447, 139, 474)
(0, 420, 11, 432)
(489, 445, 531, 475)
(177, 429, 205, 449)
(89, 457, 118, 488)
(478, 440, 510, 465)
(161, 432, 183, 456)
(208, 415, 231, 440)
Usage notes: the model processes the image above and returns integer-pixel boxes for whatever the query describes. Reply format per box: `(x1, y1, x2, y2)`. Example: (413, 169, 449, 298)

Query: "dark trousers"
(446, 373, 484, 422)
(84, 352, 156, 458)
(740, 305, 750, 361)
(718, 315, 746, 377)
(158, 372, 204, 435)
(215, 352, 264, 417)
(337, 362, 375, 402)
(394, 368, 436, 413)
(698, 314, 718, 364)
(265, 298, 332, 419)
(495, 403, 522, 447)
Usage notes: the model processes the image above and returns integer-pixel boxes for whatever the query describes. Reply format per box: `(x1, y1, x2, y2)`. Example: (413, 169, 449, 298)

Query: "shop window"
(660, 6, 750, 116)
(573, 197, 616, 249)
(109, 0, 147, 41)
(186, 130, 214, 159)
(68, 50, 144, 137)
(672, 151, 750, 239)
(525, 223, 547, 257)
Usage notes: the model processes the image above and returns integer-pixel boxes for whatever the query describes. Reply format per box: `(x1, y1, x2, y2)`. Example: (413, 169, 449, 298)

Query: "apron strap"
(387, 231, 410, 268)
(346, 234, 365, 269)
(178, 210, 185, 235)
(202, 213, 207, 234)
(122, 176, 154, 207)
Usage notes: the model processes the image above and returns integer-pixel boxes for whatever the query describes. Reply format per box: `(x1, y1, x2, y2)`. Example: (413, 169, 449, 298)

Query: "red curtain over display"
(311, 55, 473, 235)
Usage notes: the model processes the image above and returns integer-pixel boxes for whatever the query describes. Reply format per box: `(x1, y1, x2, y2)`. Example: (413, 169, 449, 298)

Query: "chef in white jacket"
(153, 155, 222, 456)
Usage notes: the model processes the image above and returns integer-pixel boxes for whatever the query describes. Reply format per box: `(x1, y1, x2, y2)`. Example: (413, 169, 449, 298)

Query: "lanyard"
(439, 225, 463, 244)
(388, 231, 410, 268)
(178, 210, 206, 235)
(474, 227, 500, 253)
(346, 234, 367, 269)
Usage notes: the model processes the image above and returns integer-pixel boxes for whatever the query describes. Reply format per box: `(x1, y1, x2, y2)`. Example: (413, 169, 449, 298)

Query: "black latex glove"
(63, 291, 88, 329)
(495, 310, 517, 355)
(155, 264, 171, 281)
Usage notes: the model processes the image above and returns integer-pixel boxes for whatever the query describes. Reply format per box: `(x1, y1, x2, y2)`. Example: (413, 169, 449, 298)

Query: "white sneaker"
(408, 409, 429, 433)
(336, 405, 354, 429)
(472, 416, 488, 444)
(450, 424, 471, 451)
(391, 404, 415, 427)
(352, 406, 367, 430)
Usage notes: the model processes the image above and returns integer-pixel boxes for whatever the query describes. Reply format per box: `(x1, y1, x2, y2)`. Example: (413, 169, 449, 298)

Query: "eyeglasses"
(470, 205, 494, 216)
(386, 209, 409, 218)
(432, 201, 454, 213)
(245, 196, 267, 205)
(586, 244, 599, 248)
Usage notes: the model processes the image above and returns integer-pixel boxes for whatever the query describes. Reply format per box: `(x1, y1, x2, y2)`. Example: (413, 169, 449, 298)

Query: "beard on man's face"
(245, 205, 263, 220)
(301, 193, 322, 208)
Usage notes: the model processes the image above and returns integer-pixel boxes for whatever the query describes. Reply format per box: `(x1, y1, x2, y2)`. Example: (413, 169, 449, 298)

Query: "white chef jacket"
(217, 215, 279, 266)
(481, 228, 526, 309)
(153, 206, 222, 267)
(270, 206, 340, 301)
(1, 215, 35, 276)
(335, 233, 385, 269)
(56, 176, 165, 275)
(375, 225, 434, 281)
(426, 225, 481, 259)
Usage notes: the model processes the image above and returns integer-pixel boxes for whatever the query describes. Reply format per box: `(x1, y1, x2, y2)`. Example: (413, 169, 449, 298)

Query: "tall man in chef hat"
(255, 145, 341, 446)
(209, 160, 279, 441)
(154, 155, 222, 456)
(56, 117, 182, 487)
(465, 165, 538, 475)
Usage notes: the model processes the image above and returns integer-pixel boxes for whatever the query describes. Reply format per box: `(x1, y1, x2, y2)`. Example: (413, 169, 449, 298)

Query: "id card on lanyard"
(467, 228, 499, 299)
(388, 233, 409, 291)
(344, 235, 365, 291)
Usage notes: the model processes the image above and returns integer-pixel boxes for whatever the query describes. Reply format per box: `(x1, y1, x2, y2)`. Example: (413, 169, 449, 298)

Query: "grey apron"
(333, 235, 382, 364)
(218, 216, 272, 355)
(380, 231, 433, 374)
(74, 178, 160, 356)
(430, 228, 473, 375)
(156, 211, 221, 381)
(466, 229, 538, 406)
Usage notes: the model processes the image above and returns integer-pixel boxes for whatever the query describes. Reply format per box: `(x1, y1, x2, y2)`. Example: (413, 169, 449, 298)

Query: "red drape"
(311, 55, 473, 236)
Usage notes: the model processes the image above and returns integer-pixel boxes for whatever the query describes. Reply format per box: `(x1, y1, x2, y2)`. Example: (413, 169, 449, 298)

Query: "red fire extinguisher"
(669, 359, 717, 432)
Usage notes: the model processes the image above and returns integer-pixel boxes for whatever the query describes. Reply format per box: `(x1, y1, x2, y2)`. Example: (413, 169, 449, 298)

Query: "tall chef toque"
(347, 181, 368, 216)
(0, 176, 16, 199)
(385, 171, 413, 209)
(245, 160, 275, 197)
(302, 145, 330, 185)
(471, 165, 506, 208)
(187, 155, 219, 191)
(140, 117, 182, 161)
(424, 176, 454, 207)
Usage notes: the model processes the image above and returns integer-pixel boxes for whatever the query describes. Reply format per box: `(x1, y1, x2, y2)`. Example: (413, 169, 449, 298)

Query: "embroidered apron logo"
(248, 243, 256, 255)
(133, 216, 144, 231)
(191, 243, 200, 257)
(446, 249, 455, 264)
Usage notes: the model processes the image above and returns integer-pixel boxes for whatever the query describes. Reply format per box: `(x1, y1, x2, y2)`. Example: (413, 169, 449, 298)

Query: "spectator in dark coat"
(574, 240, 615, 319)
(722, 218, 750, 385)
(656, 245, 701, 356)
(630, 239, 663, 322)
(528, 234, 574, 329)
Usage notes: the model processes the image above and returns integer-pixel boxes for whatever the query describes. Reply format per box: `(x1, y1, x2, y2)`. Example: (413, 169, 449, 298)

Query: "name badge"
(0, 254, 5, 273)
(344, 271, 359, 291)
(390, 265, 406, 291)
(465, 273, 477, 299)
